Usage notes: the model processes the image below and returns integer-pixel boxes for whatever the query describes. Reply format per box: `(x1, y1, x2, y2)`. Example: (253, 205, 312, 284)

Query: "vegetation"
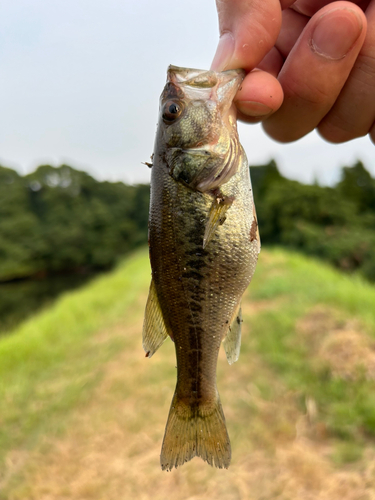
(0, 248, 151, 496)
(1, 153, 374, 497)
(1, 248, 375, 499)
(0, 164, 149, 281)
(1, 159, 375, 286)
(251, 160, 375, 283)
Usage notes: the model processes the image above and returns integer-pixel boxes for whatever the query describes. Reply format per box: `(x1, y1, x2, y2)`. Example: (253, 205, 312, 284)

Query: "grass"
(0, 248, 150, 478)
(246, 250, 375, 442)
(2, 247, 375, 499)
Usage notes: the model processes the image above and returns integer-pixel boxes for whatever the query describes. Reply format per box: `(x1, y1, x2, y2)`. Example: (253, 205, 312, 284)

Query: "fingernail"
(236, 101, 273, 117)
(311, 9, 363, 60)
(211, 32, 235, 71)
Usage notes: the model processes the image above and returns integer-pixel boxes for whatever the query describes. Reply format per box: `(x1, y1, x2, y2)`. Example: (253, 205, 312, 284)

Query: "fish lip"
(167, 65, 245, 88)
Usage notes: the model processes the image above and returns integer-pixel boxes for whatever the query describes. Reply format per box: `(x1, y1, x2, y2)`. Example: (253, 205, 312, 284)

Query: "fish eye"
(162, 100, 183, 123)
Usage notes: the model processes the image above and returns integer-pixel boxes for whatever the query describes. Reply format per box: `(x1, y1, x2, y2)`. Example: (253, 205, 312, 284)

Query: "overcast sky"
(0, 0, 374, 186)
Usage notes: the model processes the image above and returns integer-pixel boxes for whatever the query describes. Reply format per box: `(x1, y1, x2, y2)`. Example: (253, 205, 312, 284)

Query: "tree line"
(0, 165, 149, 281)
(250, 160, 375, 283)
(1, 160, 374, 283)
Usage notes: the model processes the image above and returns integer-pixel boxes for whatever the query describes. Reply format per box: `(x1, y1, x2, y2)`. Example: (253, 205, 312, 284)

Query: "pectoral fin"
(223, 304, 242, 365)
(203, 195, 233, 249)
(142, 279, 169, 358)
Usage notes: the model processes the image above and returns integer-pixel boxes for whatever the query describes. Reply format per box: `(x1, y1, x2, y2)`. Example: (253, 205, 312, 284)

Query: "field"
(1, 247, 375, 499)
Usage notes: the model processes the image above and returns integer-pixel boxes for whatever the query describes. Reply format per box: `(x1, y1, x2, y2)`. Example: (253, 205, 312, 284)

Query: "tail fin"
(160, 392, 231, 471)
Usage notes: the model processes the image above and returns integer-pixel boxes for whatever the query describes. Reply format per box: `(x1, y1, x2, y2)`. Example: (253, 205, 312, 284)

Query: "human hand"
(211, 0, 374, 144)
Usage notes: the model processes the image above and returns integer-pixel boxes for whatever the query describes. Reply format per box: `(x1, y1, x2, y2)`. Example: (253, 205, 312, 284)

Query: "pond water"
(0, 273, 96, 335)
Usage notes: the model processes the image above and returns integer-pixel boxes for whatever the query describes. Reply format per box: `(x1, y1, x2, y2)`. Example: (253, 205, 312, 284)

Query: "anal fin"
(223, 303, 242, 365)
(142, 279, 169, 358)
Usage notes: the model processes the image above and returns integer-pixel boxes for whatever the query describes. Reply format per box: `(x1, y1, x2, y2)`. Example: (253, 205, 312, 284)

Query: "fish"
(143, 65, 260, 471)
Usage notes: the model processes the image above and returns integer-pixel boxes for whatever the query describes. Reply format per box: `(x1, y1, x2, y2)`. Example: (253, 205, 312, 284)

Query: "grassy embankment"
(1, 247, 375, 499)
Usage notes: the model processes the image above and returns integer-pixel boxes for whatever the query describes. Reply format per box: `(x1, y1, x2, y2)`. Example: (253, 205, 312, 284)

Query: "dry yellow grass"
(298, 306, 375, 381)
(4, 294, 375, 499)
(3, 249, 375, 500)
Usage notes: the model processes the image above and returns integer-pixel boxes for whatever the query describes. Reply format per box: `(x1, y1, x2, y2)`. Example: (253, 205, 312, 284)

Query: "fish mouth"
(167, 65, 245, 90)
(166, 65, 244, 116)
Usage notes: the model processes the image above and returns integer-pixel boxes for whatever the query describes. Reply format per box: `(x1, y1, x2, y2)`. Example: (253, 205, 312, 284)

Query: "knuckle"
(356, 53, 375, 81)
(348, 53, 375, 94)
(263, 115, 308, 142)
(318, 119, 367, 143)
(282, 74, 331, 107)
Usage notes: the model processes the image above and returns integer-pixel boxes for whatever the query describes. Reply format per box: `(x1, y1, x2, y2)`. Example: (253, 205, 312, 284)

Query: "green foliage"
(0, 165, 149, 281)
(250, 160, 375, 283)
(337, 161, 375, 213)
(2, 158, 375, 285)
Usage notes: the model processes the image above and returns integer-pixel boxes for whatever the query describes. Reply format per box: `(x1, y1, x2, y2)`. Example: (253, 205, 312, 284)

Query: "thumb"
(211, 0, 283, 71)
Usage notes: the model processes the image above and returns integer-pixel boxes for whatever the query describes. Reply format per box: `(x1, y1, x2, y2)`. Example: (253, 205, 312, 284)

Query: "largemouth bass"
(143, 65, 260, 471)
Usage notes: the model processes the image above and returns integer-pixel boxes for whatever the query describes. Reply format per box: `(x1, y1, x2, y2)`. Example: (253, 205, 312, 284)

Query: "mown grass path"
(1, 248, 375, 499)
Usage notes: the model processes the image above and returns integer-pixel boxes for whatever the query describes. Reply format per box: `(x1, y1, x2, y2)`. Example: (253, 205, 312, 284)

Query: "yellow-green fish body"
(143, 66, 260, 471)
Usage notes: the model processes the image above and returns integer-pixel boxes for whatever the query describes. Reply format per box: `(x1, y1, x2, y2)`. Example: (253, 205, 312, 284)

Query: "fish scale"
(143, 65, 260, 470)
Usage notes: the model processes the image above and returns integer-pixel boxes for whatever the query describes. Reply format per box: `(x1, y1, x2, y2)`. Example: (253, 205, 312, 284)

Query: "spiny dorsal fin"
(203, 194, 233, 249)
(223, 303, 242, 365)
(142, 279, 169, 358)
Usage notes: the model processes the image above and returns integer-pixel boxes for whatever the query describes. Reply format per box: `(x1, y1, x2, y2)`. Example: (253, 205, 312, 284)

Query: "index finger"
(211, 0, 284, 71)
